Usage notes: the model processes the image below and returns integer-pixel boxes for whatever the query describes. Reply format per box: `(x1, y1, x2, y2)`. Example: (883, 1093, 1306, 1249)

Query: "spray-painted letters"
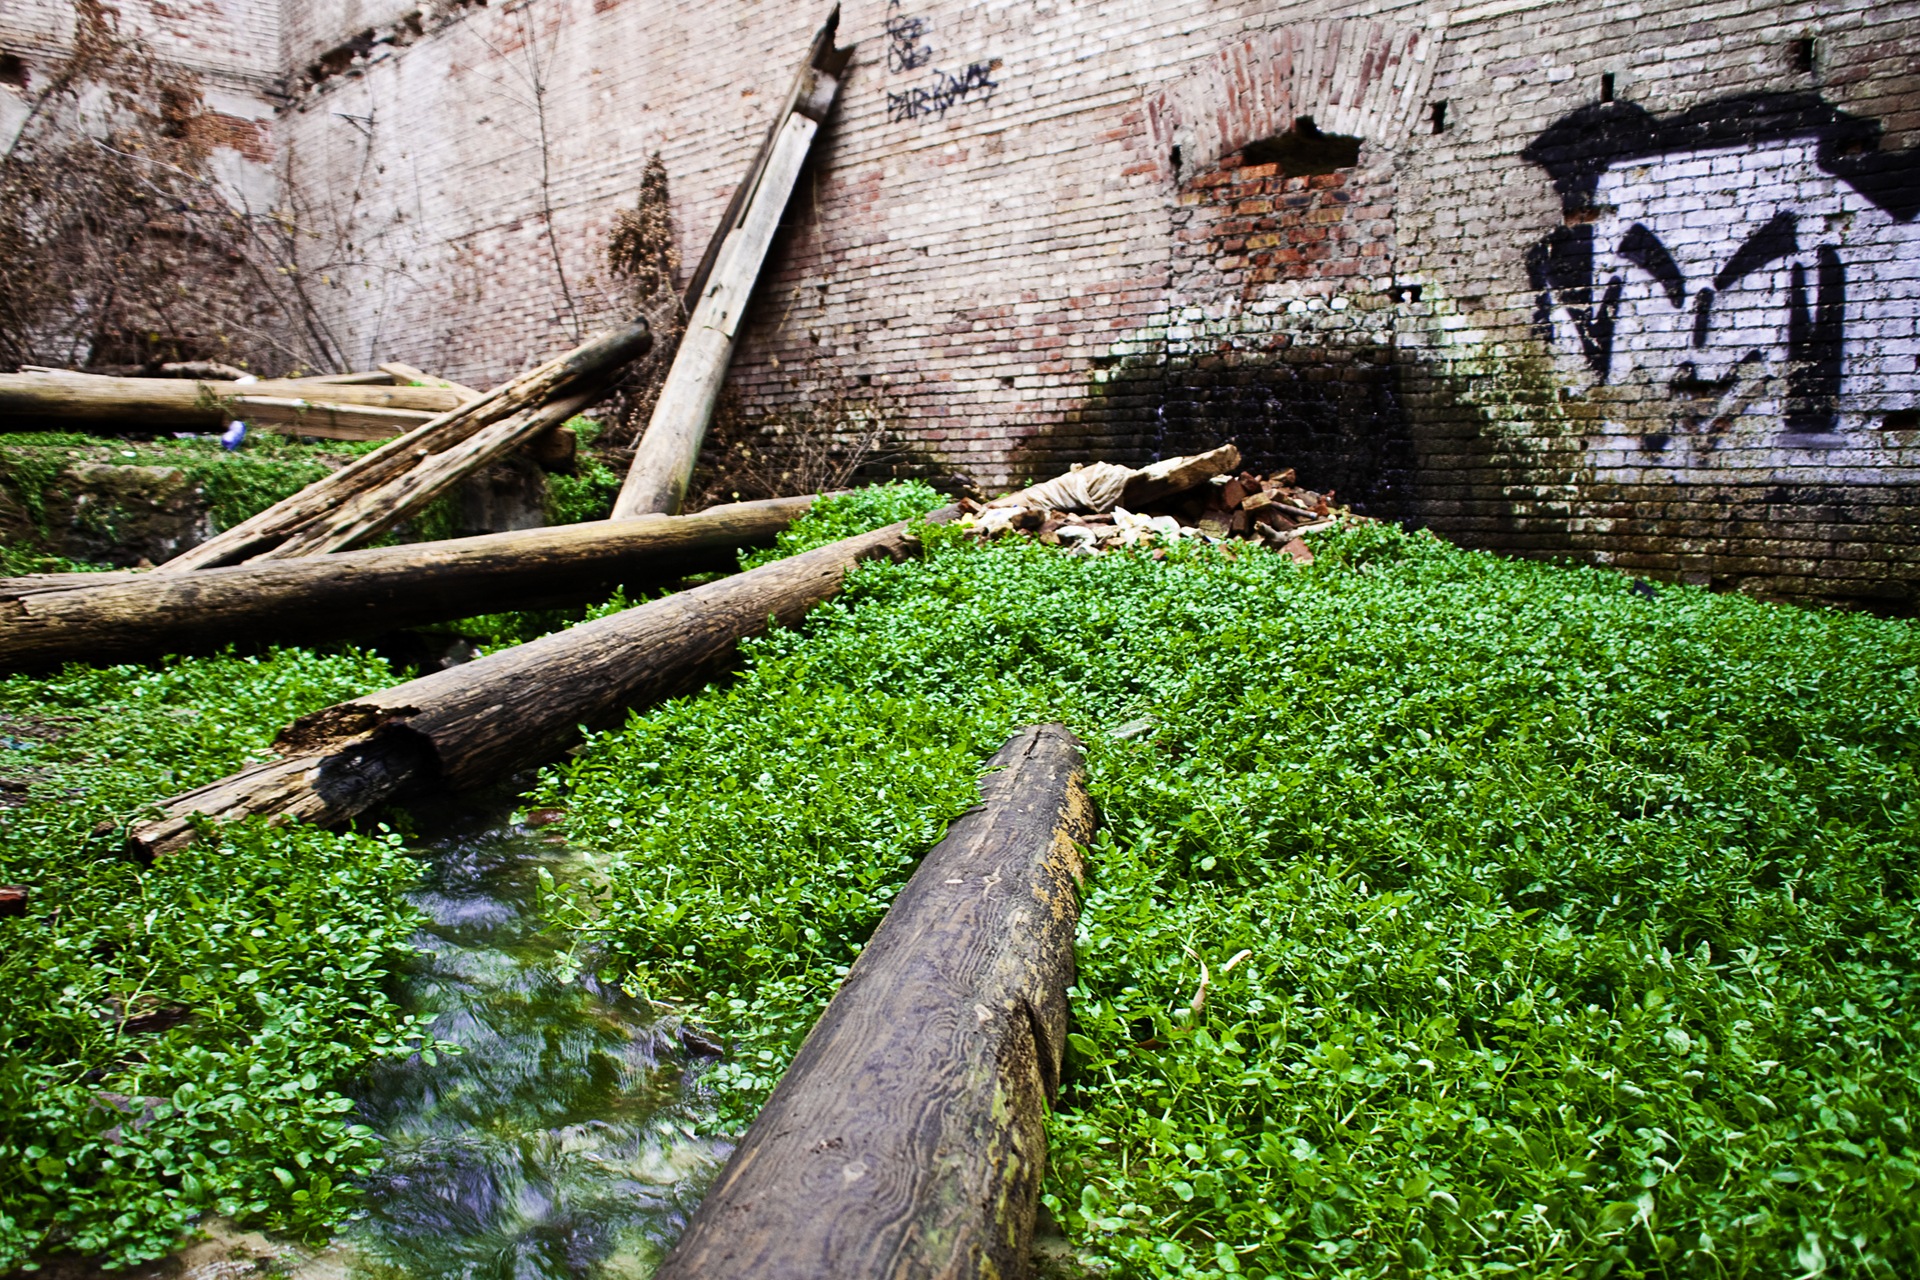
(883, 3, 997, 125)
(887, 61, 998, 123)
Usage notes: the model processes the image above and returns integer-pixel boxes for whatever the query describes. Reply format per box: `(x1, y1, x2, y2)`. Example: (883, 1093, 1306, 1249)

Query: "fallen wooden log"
(255, 388, 597, 558)
(0, 371, 464, 430)
(379, 363, 482, 399)
(127, 507, 955, 857)
(231, 396, 438, 441)
(656, 723, 1094, 1280)
(0, 495, 820, 670)
(0, 885, 27, 917)
(612, 8, 853, 519)
(157, 319, 652, 573)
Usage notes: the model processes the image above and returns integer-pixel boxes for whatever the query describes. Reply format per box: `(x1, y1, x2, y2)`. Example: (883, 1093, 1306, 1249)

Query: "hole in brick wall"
(1389, 284, 1423, 302)
(1883, 408, 1919, 430)
(1239, 116, 1361, 177)
(0, 54, 27, 91)
(1600, 73, 1616, 102)
(1170, 144, 1183, 174)
(1790, 36, 1817, 75)
(1429, 101, 1448, 134)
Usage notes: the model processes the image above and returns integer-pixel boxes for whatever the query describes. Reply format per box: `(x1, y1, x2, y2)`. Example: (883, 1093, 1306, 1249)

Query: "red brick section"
(1177, 159, 1394, 295)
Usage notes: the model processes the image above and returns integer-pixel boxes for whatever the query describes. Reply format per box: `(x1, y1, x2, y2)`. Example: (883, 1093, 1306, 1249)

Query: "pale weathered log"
(127, 509, 955, 857)
(656, 724, 1095, 1280)
(379, 363, 482, 399)
(283, 370, 396, 386)
(232, 396, 437, 441)
(0, 372, 463, 429)
(1119, 443, 1243, 508)
(257, 388, 598, 558)
(157, 320, 652, 573)
(612, 9, 852, 519)
(0, 495, 819, 670)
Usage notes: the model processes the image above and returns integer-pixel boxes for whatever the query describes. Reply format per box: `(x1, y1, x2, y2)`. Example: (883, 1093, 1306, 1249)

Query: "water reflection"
(343, 796, 727, 1280)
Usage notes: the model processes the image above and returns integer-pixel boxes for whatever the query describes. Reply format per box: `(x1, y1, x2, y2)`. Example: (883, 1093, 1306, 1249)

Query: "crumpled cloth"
(983, 461, 1134, 514)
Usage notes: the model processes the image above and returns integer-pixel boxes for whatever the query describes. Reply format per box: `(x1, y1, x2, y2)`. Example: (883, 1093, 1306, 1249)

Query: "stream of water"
(330, 793, 727, 1280)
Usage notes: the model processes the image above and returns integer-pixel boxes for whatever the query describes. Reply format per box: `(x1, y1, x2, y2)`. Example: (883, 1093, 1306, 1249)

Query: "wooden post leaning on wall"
(611, 7, 854, 520)
(655, 724, 1097, 1280)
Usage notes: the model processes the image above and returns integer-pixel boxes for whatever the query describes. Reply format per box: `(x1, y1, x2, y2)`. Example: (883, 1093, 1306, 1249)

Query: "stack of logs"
(959, 446, 1350, 563)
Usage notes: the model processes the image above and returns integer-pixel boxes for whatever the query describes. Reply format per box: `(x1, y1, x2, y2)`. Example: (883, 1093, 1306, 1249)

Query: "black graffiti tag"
(887, 61, 998, 124)
(1521, 91, 1920, 434)
(886, 12, 933, 74)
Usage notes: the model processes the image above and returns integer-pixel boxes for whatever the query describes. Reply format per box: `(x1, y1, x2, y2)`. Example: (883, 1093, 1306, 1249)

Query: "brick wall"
(27, 0, 1915, 609)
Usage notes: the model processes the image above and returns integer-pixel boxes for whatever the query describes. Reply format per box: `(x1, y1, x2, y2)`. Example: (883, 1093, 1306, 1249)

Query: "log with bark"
(612, 8, 853, 519)
(230, 396, 438, 441)
(0, 371, 465, 430)
(655, 724, 1095, 1280)
(0, 495, 820, 670)
(157, 319, 652, 573)
(127, 507, 955, 857)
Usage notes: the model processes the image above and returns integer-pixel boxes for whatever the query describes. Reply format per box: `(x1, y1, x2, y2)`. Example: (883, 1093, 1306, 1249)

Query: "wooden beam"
(285, 370, 397, 386)
(0, 372, 464, 430)
(127, 508, 956, 857)
(379, 363, 484, 400)
(656, 724, 1095, 1280)
(0, 495, 819, 670)
(232, 396, 436, 441)
(156, 319, 652, 572)
(612, 8, 853, 519)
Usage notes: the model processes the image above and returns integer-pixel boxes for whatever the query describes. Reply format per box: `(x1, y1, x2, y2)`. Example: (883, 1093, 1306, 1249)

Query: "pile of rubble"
(956, 445, 1353, 562)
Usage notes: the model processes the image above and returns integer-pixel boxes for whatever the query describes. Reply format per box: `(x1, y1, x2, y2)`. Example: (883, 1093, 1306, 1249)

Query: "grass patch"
(538, 510, 1920, 1277)
(0, 648, 429, 1269)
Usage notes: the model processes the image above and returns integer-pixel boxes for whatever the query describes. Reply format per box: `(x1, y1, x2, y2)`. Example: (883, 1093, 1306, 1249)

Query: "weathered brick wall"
(0, 0, 280, 207)
(95, 0, 1920, 608)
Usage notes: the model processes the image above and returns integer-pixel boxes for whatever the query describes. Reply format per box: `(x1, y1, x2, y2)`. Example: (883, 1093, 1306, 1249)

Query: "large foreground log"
(657, 724, 1095, 1280)
(159, 319, 652, 572)
(0, 372, 465, 429)
(127, 509, 954, 857)
(0, 495, 819, 670)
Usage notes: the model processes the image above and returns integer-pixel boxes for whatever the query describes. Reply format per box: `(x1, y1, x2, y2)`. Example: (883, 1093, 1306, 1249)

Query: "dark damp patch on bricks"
(1030, 345, 1416, 517)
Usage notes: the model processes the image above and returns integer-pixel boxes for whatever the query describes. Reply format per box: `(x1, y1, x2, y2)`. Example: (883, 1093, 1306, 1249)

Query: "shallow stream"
(331, 793, 727, 1280)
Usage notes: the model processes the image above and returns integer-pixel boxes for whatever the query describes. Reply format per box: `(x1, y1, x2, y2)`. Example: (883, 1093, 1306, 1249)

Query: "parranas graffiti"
(1522, 92, 1920, 442)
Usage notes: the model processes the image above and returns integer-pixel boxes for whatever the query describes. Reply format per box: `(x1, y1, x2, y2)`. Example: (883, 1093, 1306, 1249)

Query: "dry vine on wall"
(0, 1, 345, 375)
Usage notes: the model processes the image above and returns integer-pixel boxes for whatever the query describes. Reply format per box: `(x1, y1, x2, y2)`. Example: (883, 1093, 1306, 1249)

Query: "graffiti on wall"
(883, 0, 998, 124)
(1522, 92, 1920, 443)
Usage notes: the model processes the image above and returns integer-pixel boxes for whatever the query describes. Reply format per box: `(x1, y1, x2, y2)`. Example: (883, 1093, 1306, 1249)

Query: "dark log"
(0, 885, 27, 917)
(127, 508, 956, 857)
(0, 495, 819, 670)
(656, 724, 1095, 1280)
(157, 319, 652, 572)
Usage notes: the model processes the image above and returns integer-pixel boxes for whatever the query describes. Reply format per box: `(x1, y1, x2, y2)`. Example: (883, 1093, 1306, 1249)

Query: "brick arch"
(1147, 19, 1438, 172)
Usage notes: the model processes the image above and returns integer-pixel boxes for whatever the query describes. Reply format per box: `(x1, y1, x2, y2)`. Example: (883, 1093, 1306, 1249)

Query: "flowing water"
(333, 793, 728, 1280)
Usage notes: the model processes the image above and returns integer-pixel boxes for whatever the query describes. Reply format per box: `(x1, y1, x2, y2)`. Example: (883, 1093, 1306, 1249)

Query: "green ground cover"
(0, 649, 427, 1268)
(538, 492, 1920, 1278)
